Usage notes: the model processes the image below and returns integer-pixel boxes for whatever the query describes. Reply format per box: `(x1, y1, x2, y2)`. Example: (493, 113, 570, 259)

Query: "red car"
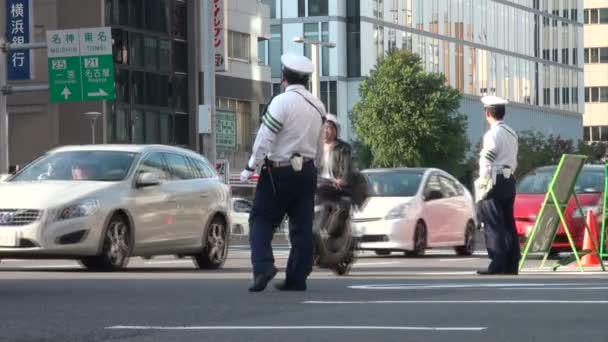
(515, 165, 605, 252)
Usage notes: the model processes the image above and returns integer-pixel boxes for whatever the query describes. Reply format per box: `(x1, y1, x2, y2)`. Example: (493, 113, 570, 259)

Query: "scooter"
(313, 194, 358, 276)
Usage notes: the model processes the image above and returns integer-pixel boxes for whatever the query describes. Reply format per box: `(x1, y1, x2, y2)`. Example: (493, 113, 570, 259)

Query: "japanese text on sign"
(6, 0, 32, 80)
(214, 0, 227, 71)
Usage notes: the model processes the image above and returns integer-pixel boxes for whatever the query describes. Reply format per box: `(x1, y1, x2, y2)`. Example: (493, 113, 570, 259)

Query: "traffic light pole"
(0, 39, 48, 173)
(201, 0, 216, 164)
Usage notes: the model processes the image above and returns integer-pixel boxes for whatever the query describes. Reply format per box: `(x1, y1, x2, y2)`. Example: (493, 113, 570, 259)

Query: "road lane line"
(439, 258, 476, 262)
(106, 325, 487, 331)
(353, 262, 402, 267)
(304, 300, 608, 304)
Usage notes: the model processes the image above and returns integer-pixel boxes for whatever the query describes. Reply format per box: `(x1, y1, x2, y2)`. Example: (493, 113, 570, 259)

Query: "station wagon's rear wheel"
(194, 216, 229, 269)
(81, 214, 131, 271)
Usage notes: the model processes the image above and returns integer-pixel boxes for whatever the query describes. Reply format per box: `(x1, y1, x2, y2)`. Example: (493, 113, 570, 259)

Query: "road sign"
(46, 27, 114, 103)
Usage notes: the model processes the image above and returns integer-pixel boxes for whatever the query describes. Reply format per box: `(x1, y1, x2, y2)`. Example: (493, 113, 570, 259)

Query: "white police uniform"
(242, 53, 326, 292)
(476, 96, 520, 275)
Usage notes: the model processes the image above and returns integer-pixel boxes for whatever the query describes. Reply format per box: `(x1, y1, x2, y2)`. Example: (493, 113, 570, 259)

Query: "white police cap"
(481, 95, 509, 108)
(281, 53, 314, 75)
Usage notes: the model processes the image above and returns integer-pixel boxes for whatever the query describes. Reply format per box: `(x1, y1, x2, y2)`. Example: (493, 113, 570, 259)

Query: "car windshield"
(365, 170, 424, 197)
(10, 150, 138, 182)
(517, 169, 604, 194)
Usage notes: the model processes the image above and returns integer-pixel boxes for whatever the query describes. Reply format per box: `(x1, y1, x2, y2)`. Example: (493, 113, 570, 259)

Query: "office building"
(582, 1, 608, 141)
(1, 0, 271, 169)
(266, 0, 584, 145)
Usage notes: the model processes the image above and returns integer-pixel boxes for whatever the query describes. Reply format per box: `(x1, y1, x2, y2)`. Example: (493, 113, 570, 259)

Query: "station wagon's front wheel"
(194, 217, 229, 269)
(81, 214, 131, 271)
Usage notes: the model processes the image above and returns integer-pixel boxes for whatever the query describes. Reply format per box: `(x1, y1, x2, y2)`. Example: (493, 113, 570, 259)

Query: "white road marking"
(304, 300, 608, 305)
(348, 282, 608, 290)
(17, 265, 79, 269)
(439, 258, 476, 262)
(353, 262, 401, 267)
(143, 260, 193, 265)
(502, 287, 608, 290)
(106, 325, 487, 332)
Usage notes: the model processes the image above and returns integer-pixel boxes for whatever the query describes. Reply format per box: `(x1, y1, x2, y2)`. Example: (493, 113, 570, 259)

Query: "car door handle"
(199, 194, 209, 199)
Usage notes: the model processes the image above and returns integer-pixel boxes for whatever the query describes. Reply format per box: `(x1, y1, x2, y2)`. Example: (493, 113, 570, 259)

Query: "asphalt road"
(1, 239, 607, 342)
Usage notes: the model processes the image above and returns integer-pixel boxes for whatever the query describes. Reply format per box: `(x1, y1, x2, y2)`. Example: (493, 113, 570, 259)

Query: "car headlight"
(385, 203, 411, 220)
(571, 205, 601, 219)
(56, 199, 100, 221)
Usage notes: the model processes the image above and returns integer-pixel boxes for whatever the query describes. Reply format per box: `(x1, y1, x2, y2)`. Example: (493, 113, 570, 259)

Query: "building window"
(562, 87, 569, 104)
(554, 88, 560, 105)
(346, 0, 361, 77)
(561, 49, 568, 65)
(585, 48, 608, 64)
(602, 8, 608, 23)
(308, 0, 328, 16)
(543, 88, 550, 106)
(584, 8, 608, 24)
(298, 0, 305, 17)
(320, 81, 337, 115)
(592, 126, 600, 141)
(172, 2, 187, 39)
(144, 36, 159, 69)
(601, 48, 608, 64)
(303, 23, 319, 60)
(269, 25, 281, 78)
(321, 22, 329, 76)
(584, 126, 590, 141)
(172, 41, 188, 73)
(602, 87, 608, 103)
(261, 0, 276, 18)
(585, 87, 607, 103)
(228, 31, 250, 62)
(257, 38, 268, 65)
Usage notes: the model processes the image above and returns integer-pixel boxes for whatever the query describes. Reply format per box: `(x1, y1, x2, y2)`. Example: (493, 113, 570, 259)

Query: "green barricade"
(519, 154, 606, 272)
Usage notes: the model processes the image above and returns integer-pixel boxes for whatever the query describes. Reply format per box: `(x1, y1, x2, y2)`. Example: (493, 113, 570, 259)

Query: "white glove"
(240, 169, 253, 182)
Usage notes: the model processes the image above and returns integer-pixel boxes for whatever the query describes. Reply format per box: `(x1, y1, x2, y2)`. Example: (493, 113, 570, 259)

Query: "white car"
(0, 145, 231, 271)
(353, 168, 476, 256)
(231, 198, 252, 235)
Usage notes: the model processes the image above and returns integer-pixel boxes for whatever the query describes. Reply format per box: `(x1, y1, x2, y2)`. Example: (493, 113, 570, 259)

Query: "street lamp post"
(292, 37, 336, 99)
(84, 111, 102, 144)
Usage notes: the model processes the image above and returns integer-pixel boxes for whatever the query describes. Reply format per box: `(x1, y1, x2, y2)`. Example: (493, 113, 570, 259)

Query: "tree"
(351, 50, 468, 174)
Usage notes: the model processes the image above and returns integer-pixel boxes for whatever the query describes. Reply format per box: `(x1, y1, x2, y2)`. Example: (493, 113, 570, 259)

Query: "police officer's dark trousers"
(477, 174, 520, 273)
(249, 160, 317, 286)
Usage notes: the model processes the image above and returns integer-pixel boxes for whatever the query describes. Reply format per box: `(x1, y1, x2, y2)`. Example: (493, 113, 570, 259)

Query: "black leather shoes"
(476, 269, 501, 275)
(274, 280, 306, 292)
(248, 268, 278, 292)
(477, 269, 519, 275)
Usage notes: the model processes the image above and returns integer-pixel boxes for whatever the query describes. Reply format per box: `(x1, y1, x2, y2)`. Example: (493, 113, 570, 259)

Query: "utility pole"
(202, 0, 217, 164)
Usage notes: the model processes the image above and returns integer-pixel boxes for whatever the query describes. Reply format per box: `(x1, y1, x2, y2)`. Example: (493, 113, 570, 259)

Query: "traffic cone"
(581, 209, 600, 267)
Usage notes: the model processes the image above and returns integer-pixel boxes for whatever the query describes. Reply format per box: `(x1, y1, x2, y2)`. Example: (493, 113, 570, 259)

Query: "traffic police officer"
(241, 53, 326, 292)
(475, 96, 520, 275)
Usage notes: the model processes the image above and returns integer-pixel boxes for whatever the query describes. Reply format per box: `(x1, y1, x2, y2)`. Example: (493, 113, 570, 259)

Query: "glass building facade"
(268, 0, 584, 143)
(104, 0, 191, 146)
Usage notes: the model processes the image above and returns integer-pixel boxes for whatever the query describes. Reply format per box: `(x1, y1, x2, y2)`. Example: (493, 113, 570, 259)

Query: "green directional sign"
(79, 27, 115, 101)
(47, 29, 82, 102)
(47, 27, 115, 103)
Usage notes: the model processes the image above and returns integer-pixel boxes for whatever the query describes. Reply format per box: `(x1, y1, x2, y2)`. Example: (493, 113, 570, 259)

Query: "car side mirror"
(136, 172, 162, 188)
(424, 190, 443, 201)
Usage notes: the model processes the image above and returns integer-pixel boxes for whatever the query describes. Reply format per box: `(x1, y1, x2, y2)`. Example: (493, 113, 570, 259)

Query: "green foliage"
(351, 50, 468, 175)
